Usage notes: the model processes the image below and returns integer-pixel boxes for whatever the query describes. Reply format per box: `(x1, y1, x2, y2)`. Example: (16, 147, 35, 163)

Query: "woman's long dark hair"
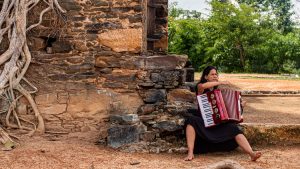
(199, 66, 218, 83)
(196, 66, 218, 94)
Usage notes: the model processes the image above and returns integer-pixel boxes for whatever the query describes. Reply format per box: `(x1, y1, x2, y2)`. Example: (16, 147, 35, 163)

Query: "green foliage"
(238, 0, 294, 33)
(168, 2, 205, 70)
(168, 19, 205, 70)
(168, 0, 300, 74)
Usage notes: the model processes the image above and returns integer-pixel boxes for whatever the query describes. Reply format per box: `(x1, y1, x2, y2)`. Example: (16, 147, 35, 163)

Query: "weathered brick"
(91, 0, 109, 6)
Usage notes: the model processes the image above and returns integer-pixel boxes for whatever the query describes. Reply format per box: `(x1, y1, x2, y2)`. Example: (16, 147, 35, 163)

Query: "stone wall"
(20, 0, 144, 137)
(107, 55, 196, 150)
(0, 0, 195, 151)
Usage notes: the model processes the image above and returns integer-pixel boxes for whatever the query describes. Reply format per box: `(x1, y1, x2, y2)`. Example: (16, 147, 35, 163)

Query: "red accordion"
(196, 89, 243, 127)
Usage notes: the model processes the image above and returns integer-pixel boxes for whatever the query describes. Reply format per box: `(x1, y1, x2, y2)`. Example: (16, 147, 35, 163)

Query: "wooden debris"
(0, 127, 16, 151)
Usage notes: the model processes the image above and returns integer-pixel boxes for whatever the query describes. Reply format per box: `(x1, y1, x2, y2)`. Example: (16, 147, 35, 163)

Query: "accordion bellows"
(197, 89, 243, 128)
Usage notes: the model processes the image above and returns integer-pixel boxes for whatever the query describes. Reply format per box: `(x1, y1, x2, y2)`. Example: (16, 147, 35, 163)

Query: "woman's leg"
(235, 134, 261, 161)
(184, 124, 196, 161)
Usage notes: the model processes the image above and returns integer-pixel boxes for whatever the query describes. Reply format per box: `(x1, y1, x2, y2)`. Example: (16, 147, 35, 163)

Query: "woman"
(184, 66, 261, 161)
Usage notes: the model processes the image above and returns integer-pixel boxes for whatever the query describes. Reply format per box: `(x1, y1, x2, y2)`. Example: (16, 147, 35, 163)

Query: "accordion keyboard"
(197, 94, 215, 127)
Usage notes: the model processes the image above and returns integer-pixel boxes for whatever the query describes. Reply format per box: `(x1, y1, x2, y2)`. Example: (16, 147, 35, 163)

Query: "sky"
(169, 0, 300, 21)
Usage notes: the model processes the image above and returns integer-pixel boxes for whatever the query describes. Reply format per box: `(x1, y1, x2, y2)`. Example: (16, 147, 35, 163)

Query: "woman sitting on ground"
(184, 66, 261, 161)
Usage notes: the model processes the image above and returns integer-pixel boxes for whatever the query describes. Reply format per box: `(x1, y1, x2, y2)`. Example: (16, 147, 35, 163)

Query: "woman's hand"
(241, 99, 247, 108)
(219, 81, 231, 85)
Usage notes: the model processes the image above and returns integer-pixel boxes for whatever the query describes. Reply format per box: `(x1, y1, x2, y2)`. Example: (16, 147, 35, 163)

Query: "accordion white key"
(196, 89, 243, 127)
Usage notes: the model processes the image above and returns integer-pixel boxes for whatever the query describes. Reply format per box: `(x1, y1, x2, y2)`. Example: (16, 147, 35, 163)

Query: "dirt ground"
(1, 74, 300, 169)
(243, 97, 300, 124)
(1, 136, 299, 169)
(216, 73, 300, 91)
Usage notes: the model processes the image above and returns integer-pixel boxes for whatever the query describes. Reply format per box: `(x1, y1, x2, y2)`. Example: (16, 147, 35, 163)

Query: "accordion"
(196, 89, 243, 127)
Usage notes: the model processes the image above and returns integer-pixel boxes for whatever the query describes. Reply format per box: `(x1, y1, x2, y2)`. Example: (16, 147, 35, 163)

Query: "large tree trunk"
(236, 41, 246, 70)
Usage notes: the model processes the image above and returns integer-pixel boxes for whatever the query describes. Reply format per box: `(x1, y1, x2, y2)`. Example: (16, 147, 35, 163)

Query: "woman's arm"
(197, 81, 230, 94)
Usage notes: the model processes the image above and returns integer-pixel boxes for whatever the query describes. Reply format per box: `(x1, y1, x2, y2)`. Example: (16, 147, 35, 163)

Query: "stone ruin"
(0, 0, 196, 152)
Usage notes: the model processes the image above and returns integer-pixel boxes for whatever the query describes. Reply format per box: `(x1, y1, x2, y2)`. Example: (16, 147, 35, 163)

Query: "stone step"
(115, 122, 299, 154)
(173, 107, 298, 146)
(242, 90, 300, 95)
(243, 94, 300, 97)
(241, 123, 300, 146)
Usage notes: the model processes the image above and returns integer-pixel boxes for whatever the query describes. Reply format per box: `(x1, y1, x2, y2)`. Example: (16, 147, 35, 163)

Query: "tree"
(168, 2, 202, 19)
(0, 0, 66, 139)
(168, 2, 206, 71)
(168, 0, 300, 73)
(168, 19, 206, 70)
(204, 0, 261, 71)
(238, 0, 295, 33)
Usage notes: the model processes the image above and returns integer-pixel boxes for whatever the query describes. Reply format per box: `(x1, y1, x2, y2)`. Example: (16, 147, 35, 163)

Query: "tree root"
(0, 0, 66, 140)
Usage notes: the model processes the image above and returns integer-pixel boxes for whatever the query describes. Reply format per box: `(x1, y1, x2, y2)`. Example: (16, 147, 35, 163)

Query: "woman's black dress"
(185, 87, 242, 154)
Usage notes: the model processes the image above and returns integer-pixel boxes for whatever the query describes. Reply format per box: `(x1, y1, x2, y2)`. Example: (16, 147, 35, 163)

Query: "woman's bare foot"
(184, 153, 194, 161)
(250, 151, 262, 161)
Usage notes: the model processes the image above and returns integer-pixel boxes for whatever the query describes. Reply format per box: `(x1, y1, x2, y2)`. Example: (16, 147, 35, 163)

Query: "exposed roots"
(0, 0, 65, 144)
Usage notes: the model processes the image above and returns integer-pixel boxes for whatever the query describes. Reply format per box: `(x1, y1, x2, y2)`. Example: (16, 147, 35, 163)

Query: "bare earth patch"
(1, 74, 300, 168)
(1, 136, 299, 169)
(244, 97, 300, 124)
